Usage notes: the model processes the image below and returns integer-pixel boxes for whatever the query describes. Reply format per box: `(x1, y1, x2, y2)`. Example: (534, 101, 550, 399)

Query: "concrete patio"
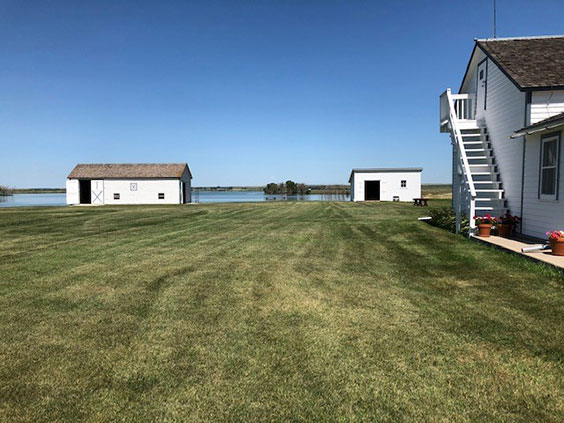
(471, 235, 564, 270)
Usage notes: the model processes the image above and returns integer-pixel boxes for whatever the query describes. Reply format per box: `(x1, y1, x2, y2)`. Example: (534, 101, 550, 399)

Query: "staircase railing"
(444, 89, 477, 231)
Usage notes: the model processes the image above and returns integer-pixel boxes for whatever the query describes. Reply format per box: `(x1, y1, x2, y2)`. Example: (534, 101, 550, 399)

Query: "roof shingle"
(476, 36, 564, 90)
(68, 163, 190, 179)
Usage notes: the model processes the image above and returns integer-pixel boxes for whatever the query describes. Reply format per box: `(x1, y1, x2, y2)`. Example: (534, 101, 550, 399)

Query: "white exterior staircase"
(440, 89, 507, 234)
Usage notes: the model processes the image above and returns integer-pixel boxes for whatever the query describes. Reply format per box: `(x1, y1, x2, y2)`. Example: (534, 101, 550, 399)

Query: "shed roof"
(512, 112, 564, 138)
(68, 163, 191, 179)
(349, 168, 422, 183)
(463, 36, 564, 91)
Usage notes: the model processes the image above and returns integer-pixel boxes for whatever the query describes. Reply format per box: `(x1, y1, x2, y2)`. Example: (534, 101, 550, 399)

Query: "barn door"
(91, 180, 104, 204)
(476, 60, 487, 112)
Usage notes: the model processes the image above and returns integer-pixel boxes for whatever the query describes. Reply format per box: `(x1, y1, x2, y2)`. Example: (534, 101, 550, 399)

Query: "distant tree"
(297, 183, 309, 195)
(0, 186, 13, 196)
(285, 180, 298, 195)
(263, 181, 310, 195)
(264, 183, 280, 195)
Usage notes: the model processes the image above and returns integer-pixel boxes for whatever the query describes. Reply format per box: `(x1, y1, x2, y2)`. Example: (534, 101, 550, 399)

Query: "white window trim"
(539, 133, 560, 201)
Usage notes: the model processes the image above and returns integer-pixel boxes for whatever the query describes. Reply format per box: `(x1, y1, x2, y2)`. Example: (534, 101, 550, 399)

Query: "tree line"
(0, 186, 13, 196)
(264, 180, 310, 195)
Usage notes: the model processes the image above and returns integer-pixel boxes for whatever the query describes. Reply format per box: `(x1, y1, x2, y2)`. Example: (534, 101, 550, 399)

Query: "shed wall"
(351, 172, 421, 202)
(66, 179, 79, 205)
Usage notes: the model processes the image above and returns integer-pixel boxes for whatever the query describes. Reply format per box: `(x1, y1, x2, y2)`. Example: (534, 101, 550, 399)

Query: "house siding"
(473, 59, 526, 216)
(530, 90, 564, 124)
(521, 130, 564, 239)
(351, 171, 421, 202)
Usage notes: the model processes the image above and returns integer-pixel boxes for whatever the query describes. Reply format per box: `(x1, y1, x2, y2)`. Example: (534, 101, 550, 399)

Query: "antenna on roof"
(493, 0, 497, 38)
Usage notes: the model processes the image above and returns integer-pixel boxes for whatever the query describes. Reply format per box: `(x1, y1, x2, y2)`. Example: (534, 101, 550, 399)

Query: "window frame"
(538, 132, 561, 201)
(400, 180, 407, 188)
(158, 193, 165, 200)
(114, 193, 120, 200)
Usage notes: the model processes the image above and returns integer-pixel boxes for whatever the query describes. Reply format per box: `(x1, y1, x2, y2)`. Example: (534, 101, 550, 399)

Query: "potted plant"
(546, 230, 564, 256)
(474, 214, 497, 237)
(497, 212, 521, 238)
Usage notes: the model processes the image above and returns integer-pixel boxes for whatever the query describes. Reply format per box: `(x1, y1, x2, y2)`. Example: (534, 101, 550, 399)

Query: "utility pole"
(493, 0, 497, 38)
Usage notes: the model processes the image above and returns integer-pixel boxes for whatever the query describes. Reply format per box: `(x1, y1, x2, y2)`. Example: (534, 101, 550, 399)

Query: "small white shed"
(349, 168, 422, 202)
(66, 163, 192, 205)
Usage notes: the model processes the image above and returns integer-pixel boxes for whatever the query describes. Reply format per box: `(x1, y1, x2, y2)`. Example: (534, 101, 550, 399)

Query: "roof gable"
(68, 163, 191, 179)
(460, 36, 564, 92)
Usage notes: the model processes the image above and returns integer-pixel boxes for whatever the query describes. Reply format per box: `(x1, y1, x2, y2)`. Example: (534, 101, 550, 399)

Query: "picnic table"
(413, 198, 429, 207)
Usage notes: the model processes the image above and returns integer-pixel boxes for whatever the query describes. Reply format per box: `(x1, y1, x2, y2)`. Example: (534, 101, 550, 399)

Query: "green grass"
(0, 201, 562, 422)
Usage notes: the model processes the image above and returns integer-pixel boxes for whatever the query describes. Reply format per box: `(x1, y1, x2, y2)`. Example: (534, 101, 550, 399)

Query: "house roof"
(68, 163, 192, 179)
(461, 35, 564, 92)
(512, 112, 564, 138)
(349, 168, 422, 183)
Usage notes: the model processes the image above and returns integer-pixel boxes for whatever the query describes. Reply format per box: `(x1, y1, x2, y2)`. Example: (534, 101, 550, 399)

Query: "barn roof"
(349, 168, 423, 183)
(461, 36, 564, 92)
(68, 163, 191, 179)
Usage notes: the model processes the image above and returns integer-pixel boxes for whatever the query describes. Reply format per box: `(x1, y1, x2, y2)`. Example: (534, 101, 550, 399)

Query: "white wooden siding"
(521, 130, 564, 238)
(103, 179, 181, 205)
(66, 179, 79, 205)
(351, 171, 421, 202)
(530, 91, 564, 124)
(66, 176, 192, 205)
(473, 59, 526, 215)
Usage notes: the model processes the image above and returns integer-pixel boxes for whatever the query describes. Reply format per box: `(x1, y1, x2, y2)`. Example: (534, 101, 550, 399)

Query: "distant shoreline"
(10, 184, 452, 196)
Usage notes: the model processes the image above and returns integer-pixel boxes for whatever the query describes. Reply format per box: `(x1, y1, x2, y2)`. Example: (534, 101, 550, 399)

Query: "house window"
(158, 193, 165, 200)
(130, 183, 137, 191)
(401, 180, 407, 188)
(114, 193, 120, 200)
(539, 133, 560, 201)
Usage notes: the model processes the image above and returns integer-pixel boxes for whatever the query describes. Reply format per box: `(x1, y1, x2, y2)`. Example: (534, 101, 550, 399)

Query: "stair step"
(463, 141, 483, 145)
(475, 206, 495, 211)
(471, 171, 498, 175)
(476, 189, 504, 192)
(473, 180, 500, 184)
(468, 164, 494, 167)
(461, 133, 482, 136)
(467, 156, 488, 160)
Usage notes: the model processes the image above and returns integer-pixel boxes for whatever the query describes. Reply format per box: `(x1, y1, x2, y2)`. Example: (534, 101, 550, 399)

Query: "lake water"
(0, 191, 350, 208)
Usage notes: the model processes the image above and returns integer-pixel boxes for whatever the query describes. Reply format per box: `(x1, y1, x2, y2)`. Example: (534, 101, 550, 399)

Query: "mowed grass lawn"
(0, 201, 563, 422)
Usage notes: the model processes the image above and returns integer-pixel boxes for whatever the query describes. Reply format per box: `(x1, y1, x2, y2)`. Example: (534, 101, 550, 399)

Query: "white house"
(66, 163, 192, 205)
(349, 168, 422, 202)
(440, 35, 564, 239)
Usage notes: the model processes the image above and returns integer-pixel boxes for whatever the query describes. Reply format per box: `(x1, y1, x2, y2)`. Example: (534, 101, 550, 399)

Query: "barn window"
(539, 133, 560, 201)
(158, 193, 165, 200)
(401, 180, 407, 188)
(114, 193, 120, 200)
(130, 183, 137, 191)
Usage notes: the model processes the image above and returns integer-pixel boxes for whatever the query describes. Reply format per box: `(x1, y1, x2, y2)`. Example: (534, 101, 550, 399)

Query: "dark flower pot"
(478, 224, 491, 237)
(497, 223, 512, 238)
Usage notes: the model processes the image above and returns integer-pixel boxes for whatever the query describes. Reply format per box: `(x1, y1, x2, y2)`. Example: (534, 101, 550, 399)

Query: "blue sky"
(1, 0, 563, 187)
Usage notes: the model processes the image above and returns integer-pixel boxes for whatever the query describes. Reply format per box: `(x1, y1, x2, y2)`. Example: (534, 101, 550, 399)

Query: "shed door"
(476, 60, 487, 111)
(91, 180, 104, 204)
(365, 181, 380, 201)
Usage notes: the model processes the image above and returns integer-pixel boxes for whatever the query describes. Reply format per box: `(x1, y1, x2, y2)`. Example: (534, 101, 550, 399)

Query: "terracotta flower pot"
(549, 238, 564, 256)
(497, 223, 512, 238)
(478, 223, 492, 237)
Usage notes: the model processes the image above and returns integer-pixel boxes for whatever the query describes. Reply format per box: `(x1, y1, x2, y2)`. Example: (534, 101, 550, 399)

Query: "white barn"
(440, 35, 564, 238)
(66, 163, 192, 205)
(349, 168, 422, 202)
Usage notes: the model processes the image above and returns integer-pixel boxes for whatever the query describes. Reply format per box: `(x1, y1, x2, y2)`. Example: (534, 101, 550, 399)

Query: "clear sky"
(1, 0, 563, 187)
